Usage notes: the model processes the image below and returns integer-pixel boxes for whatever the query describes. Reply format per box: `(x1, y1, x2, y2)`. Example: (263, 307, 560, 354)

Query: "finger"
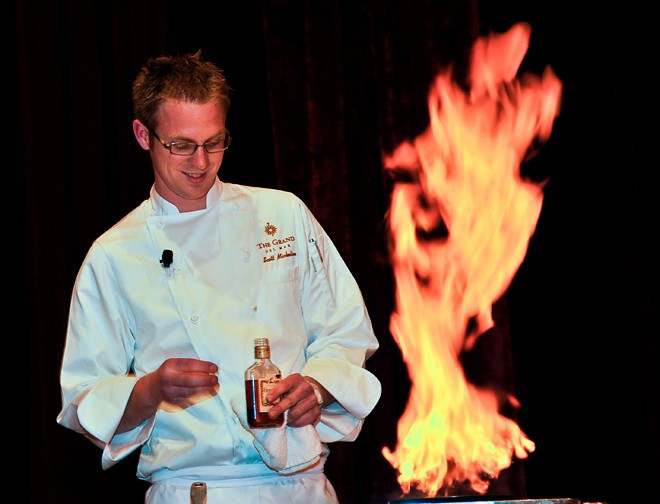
(180, 372, 219, 388)
(166, 357, 219, 374)
(286, 405, 320, 428)
(163, 369, 219, 389)
(267, 375, 298, 400)
(269, 389, 316, 421)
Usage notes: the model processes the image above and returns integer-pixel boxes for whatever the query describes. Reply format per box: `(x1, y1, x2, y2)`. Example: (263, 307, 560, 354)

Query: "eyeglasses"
(149, 129, 232, 156)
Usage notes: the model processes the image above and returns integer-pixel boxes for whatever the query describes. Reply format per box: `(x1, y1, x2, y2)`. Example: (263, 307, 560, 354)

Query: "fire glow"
(381, 23, 562, 496)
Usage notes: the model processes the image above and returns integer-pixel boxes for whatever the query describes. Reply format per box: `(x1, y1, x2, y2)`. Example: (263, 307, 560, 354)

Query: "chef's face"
(135, 98, 229, 212)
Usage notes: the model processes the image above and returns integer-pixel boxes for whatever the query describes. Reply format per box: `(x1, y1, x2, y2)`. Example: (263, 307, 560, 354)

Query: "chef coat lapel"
(145, 209, 214, 361)
(144, 182, 258, 364)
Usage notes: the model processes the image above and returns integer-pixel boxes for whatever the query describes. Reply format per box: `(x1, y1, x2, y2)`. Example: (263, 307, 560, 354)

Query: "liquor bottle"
(245, 338, 284, 428)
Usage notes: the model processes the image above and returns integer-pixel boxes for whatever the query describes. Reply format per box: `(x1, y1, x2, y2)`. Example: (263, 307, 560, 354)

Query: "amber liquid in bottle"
(245, 338, 284, 428)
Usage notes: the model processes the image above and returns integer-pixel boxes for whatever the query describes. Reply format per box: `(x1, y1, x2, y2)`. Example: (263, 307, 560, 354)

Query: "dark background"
(19, 1, 657, 503)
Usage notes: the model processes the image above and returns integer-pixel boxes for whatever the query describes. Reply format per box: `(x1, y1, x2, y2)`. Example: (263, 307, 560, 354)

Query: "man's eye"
(172, 143, 195, 152)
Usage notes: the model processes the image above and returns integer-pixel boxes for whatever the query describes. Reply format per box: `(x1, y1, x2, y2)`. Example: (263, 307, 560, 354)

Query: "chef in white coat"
(57, 50, 381, 504)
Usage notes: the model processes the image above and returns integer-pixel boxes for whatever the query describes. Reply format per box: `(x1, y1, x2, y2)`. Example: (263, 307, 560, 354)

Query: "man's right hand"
(118, 358, 219, 432)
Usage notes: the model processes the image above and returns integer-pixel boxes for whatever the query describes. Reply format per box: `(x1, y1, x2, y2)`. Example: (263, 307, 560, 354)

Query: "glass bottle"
(245, 338, 284, 428)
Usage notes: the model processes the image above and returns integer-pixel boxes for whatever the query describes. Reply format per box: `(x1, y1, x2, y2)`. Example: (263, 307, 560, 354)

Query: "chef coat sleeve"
(56, 241, 154, 469)
(297, 203, 382, 443)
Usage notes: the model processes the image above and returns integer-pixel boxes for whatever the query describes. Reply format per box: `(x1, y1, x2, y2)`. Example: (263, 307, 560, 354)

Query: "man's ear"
(133, 120, 151, 151)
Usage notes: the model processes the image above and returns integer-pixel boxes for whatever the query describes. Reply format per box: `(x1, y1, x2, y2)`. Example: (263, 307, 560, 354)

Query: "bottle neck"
(255, 346, 270, 359)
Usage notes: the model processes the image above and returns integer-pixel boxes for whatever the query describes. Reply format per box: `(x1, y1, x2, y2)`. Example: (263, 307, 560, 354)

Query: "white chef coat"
(57, 179, 381, 500)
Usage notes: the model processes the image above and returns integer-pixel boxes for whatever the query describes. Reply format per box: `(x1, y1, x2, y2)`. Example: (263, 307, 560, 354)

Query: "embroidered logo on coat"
(257, 222, 297, 262)
(265, 222, 277, 236)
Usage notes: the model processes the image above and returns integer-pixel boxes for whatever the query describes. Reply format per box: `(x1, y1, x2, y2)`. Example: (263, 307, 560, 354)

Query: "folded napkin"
(230, 394, 323, 474)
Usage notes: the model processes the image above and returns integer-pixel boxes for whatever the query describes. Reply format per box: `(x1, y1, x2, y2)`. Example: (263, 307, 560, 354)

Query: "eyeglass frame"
(149, 128, 232, 156)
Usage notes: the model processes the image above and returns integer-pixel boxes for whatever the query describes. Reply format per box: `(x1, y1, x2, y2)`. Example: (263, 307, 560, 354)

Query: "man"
(57, 50, 381, 503)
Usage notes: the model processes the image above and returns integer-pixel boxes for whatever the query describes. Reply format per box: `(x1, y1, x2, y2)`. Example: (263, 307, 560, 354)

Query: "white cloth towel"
(230, 395, 323, 475)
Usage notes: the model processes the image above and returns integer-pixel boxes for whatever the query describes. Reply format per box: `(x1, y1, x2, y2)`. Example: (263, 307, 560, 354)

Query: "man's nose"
(189, 146, 210, 168)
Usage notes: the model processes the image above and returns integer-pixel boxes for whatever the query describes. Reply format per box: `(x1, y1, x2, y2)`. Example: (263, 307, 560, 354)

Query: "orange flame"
(381, 22, 562, 497)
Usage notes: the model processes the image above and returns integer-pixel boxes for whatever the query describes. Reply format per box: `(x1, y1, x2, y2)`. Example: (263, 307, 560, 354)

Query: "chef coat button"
(191, 314, 200, 324)
(252, 305, 258, 312)
(242, 251, 251, 262)
(232, 203, 240, 213)
(156, 220, 165, 229)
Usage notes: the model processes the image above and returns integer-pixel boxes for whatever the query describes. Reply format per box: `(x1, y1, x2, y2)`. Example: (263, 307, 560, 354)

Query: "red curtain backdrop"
(19, 1, 657, 503)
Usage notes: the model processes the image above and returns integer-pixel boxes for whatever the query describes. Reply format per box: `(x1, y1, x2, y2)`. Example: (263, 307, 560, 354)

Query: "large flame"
(381, 22, 562, 496)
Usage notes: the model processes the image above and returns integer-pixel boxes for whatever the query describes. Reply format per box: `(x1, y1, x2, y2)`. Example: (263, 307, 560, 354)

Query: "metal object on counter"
(190, 481, 207, 504)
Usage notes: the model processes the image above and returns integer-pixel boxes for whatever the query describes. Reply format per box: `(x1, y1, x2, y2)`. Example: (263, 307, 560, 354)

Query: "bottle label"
(258, 377, 281, 412)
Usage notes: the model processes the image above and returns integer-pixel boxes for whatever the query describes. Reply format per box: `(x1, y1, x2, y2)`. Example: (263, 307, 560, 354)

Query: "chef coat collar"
(150, 178, 223, 216)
